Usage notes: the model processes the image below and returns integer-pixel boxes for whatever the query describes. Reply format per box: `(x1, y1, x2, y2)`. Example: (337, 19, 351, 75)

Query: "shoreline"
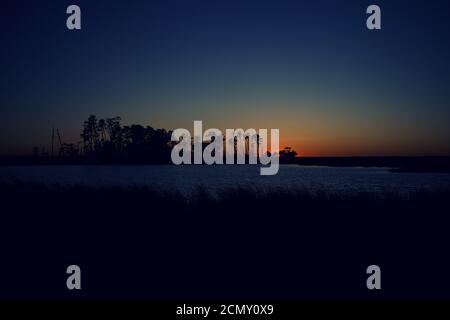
(1, 156, 450, 173)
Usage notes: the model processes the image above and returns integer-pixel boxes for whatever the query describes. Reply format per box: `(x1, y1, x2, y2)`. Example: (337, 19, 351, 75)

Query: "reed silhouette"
(1, 182, 450, 299)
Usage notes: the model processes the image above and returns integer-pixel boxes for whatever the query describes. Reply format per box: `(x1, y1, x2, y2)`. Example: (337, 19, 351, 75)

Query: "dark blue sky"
(1, 0, 450, 155)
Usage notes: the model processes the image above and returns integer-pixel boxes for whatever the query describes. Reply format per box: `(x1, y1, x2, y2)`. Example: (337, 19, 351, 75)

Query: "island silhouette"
(0, 115, 449, 173)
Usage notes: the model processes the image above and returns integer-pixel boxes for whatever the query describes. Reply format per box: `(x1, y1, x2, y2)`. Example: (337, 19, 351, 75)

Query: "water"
(1, 165, 450, 195)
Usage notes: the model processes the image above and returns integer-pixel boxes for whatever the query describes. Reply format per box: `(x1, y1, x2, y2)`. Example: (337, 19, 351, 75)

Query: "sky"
(1, 0, 450, 156)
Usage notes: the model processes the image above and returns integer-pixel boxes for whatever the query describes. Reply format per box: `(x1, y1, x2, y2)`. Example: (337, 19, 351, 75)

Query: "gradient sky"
(1, 0, 450, 156)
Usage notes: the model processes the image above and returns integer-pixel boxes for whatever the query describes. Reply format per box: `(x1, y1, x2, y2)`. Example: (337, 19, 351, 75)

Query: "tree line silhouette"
(32, 115, 298, 164)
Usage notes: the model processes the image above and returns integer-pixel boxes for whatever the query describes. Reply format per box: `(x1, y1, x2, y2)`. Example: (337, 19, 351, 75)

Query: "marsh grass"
(1, 182, 450, 299)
